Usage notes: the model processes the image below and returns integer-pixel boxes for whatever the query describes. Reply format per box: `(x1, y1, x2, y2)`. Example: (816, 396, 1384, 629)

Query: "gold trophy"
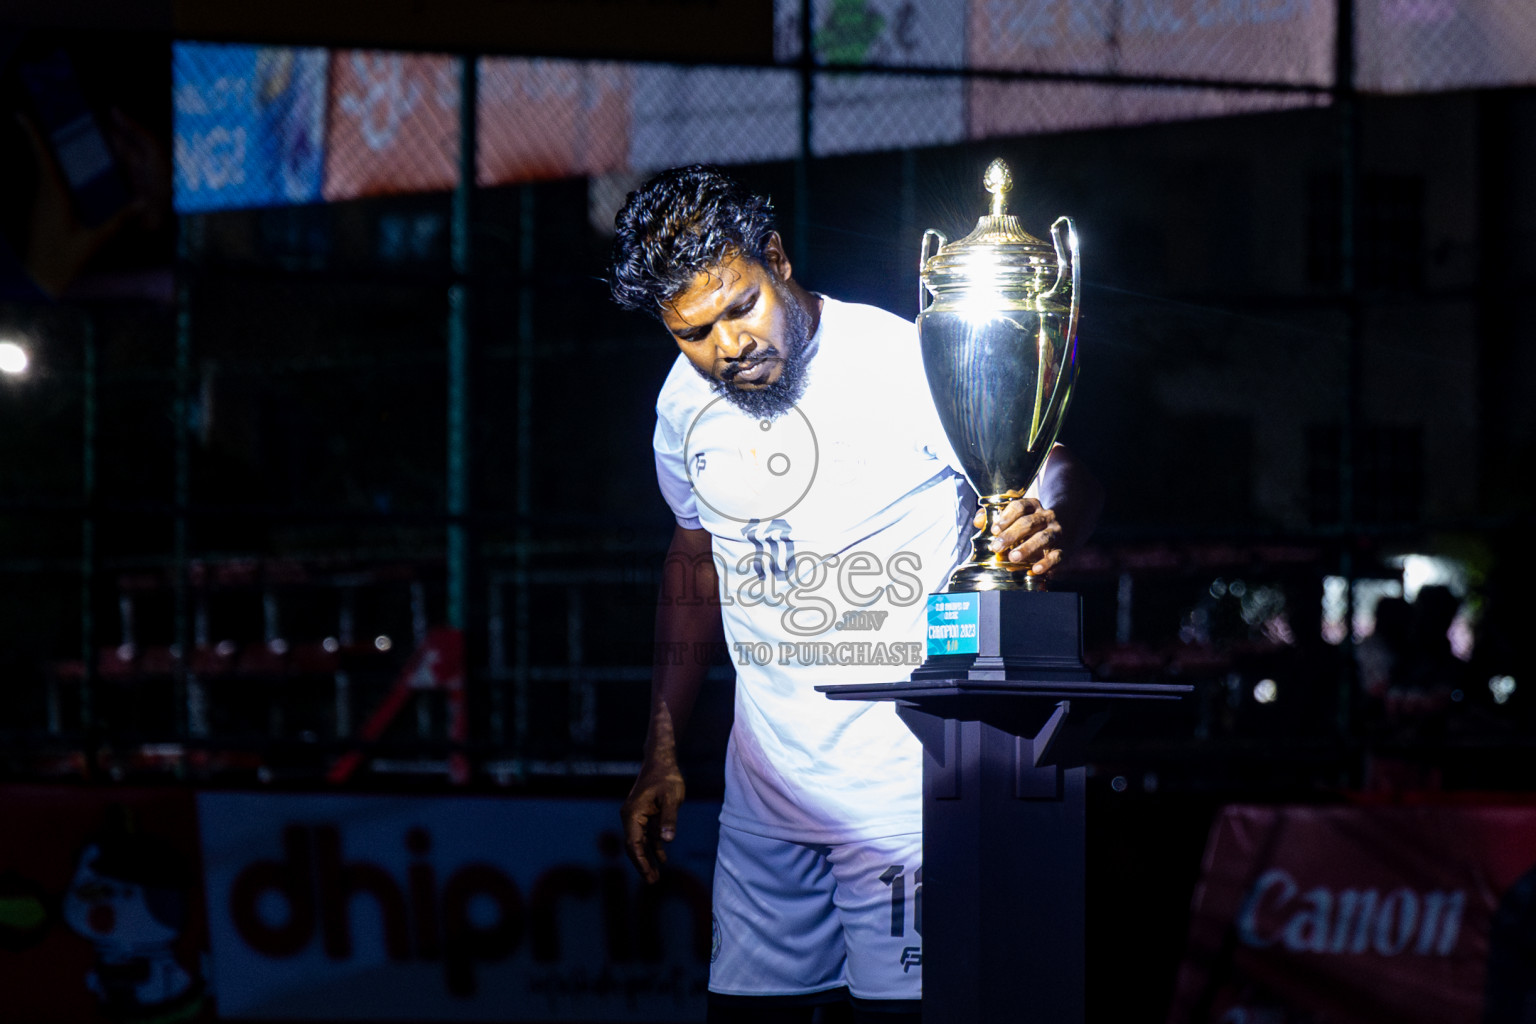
(919, 159, 1080, 592)
(825, 169, 1183, 1024)
(827, 169, 1187, 1024)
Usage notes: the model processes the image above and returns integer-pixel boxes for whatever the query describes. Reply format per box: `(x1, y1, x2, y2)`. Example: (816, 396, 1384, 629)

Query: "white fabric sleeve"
(922, 421, 967, 480)
(653, 412, 702, 530)
(1027, 442, 1064, 505)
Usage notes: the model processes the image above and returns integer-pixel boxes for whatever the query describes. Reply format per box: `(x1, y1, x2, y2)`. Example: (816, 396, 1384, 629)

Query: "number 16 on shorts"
(880, 864, 922, 972)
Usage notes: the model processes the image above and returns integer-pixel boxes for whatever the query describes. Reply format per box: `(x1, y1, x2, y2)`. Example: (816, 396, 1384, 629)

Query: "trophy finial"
(983, 159, 1013, 216)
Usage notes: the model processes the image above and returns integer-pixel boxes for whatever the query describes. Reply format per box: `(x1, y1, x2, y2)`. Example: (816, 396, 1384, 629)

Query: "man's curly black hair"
(609, 165, 778, 316)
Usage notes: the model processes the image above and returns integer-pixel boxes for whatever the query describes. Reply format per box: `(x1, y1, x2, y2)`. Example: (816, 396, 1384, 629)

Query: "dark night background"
(0, 3, 1533, 1021)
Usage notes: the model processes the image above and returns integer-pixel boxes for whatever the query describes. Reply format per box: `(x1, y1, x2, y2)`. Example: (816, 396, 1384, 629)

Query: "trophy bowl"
(919, 159, 1080, 592)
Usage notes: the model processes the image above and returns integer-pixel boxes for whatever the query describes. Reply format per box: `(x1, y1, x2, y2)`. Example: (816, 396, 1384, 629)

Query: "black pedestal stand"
(818, 591, 1189, 1024)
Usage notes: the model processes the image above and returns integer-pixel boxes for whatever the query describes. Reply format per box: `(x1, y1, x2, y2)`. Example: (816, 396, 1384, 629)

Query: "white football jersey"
(654, 297, 973, 843)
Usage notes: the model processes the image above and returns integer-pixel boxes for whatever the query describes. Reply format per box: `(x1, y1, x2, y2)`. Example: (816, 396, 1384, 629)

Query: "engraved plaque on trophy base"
(911, 590, 1090, 684)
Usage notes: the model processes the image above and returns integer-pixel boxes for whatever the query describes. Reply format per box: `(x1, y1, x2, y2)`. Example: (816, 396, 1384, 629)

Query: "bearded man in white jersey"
(610, 165, 1103, 1024)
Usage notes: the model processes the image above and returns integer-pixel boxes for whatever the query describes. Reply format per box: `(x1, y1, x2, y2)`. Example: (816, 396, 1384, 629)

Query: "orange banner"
(477, 58, 631, 187)
(324, 51, 460, 201)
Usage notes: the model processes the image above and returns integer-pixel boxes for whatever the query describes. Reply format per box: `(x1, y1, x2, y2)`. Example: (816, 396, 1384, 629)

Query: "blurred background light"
(1388, 553, 1469, 602)
(0, 340, 30, 376)
(1490, 675, 1517, 705)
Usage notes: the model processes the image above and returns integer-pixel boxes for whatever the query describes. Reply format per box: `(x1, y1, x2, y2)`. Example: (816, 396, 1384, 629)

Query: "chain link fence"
(172, 0, 1536, 215)
(2, 0, 1533, 783)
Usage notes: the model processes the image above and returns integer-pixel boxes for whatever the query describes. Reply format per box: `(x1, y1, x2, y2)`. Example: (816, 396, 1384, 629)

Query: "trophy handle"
(1030, 216, 1081, 453)
(919, 229, 947, 313)
(1045, 216, 1080, 366)
(1042, 216, 1078, 307)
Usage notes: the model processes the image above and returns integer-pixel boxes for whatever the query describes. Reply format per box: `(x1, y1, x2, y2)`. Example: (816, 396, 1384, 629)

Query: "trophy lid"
(921, 159, 1060, 299)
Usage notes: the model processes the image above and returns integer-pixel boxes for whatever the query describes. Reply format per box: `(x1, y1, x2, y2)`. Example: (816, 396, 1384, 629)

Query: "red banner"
(477, 58, 630, 187)
(324, 52, 460, 201)
(1170, 803, 1536, 1024)
(0, 785, 207, 1024)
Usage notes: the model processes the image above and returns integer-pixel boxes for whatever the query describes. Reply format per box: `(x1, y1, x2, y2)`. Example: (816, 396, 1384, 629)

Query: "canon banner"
(1169, 803, 1536, 1024)
(198, 793, 717, 1021)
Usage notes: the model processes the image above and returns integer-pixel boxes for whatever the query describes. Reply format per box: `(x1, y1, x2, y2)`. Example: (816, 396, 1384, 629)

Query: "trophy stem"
(947, 498, 1047, 592)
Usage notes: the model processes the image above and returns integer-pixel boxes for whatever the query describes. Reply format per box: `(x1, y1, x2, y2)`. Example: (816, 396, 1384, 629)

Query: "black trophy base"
(819, 590, 1190, 1024)
(912, 588, 1090, 684)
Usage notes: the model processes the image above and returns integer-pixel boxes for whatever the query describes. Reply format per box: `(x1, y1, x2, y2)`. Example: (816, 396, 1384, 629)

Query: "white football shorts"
(708, 823, 924, 1001)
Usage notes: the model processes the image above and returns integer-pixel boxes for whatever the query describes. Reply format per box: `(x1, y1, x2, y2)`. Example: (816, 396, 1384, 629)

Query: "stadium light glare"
(0, 340, 30, 376)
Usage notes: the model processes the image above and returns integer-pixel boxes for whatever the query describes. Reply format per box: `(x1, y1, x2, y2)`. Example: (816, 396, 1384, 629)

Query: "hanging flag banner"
(477, 58, 632, 187)
(965, 0, 1330, 140)
(1168, 803, 1536, 1024)
(1356, 0, 1536, 92)
(773, 0, 967, 156)
(323, 52, 461, 201)
(199, 793, 718, 1021)
(967, 0, 1334, 84)
(628, 65, 800, 172)
(967, 80, 1322, 142)
(0, 785, 208, 1024)
(173, 43, 327, 212)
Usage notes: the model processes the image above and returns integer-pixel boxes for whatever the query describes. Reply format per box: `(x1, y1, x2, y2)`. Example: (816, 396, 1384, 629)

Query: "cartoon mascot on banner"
(62, 807, 206, 1024)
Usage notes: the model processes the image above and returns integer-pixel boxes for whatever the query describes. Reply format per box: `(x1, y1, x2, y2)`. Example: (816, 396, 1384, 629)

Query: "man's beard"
(700, 291, 815, 420)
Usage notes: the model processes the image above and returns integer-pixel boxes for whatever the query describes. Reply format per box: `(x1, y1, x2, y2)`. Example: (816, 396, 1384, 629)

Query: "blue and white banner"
(198, 793, 718, 1021)
(173, 44, 327, 213)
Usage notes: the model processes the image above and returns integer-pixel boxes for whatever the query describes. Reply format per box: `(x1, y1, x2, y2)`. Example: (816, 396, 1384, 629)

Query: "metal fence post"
(448, 54, 480, 775)
(511, 184, 535, 767)
(79, 311, 99, 766)
(175, 218, 207, 745)
(1335, 0, 1362, 750)
(795, 0, 815, 272)
(449, 54, 477, 635)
